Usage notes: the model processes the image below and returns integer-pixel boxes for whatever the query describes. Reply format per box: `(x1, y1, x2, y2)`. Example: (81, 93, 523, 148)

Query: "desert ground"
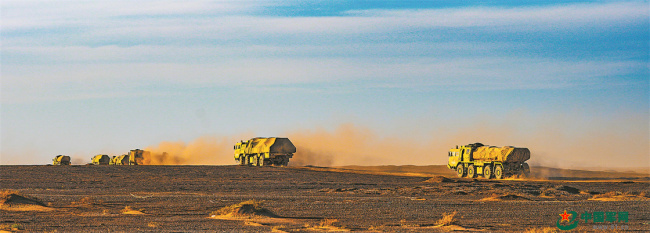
(1, 165, 648, 232)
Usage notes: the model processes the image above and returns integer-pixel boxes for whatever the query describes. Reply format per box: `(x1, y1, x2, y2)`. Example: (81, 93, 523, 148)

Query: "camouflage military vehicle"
(234, 137, 296, 166)
(448, 143, 530, 179)
(52, 155, 71, 165)
(110, 149, 148, 165)
(90, 154, 111, 165)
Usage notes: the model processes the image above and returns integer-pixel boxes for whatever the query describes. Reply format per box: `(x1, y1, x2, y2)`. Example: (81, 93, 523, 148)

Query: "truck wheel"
(456, 165, 465, 177)
(259, 157, 265, 166)
(484, 165, 492, 179)
(273, 156, 284, 166)
(495, 165, 503, 179)
(467, 165, 476, 178)
(239, 157, 245, 166)
(281, 156, 289, 166)
(522, 163, 530, 177)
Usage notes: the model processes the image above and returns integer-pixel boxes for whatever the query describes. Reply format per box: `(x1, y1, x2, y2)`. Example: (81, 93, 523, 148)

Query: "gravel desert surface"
(1, 165, 648, 232)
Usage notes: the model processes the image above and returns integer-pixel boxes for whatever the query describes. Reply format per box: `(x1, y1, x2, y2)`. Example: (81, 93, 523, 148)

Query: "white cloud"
(3, 1, 647, 45)
(348, 2, 648, 28)
(1, 0, 258, 30)
(2, 1, 647, 103)
(3, 54, 644, 103)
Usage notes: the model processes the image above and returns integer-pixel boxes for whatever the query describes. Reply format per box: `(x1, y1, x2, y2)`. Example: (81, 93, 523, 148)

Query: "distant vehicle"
(234, 137, 296, 166)
(52, 155, 71, 165)
(110, 149, 148, 165)
(90, 154, 111, 165)
(448, 143, 530, 179)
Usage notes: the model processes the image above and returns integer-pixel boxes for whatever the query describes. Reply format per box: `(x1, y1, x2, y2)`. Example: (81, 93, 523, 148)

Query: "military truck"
(234, 137, 296, 166)
(110, 149, 148, 165)
(448, 143, 530, 179)
(90, 154, 111, 165)
(52, 155, 71, 165)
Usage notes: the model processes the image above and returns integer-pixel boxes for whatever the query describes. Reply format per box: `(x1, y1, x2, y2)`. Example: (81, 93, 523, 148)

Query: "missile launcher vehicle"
(448, 143, 530, 179)
(234, 137, 296, 166)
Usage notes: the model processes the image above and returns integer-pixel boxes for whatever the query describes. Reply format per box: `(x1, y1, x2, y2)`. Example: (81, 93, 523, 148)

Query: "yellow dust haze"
(139, 113, 648, 169)
(143, 136, 241, 165)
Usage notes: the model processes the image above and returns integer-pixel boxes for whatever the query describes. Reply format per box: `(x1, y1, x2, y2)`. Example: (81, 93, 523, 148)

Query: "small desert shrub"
(318, 219, 339, 227)
(121, 206, 134, 213)
(120, 206, 144, 214)
(73, 196, 100, 206)
(593, 191, 616, 198)
(271, 225, 287, 232)
(305, 218, 348, 231)
(435, 211, 458, 226)
(210, 200, 276, 217)
(10, 223, 25, 230)
(79, 196, 93, 204)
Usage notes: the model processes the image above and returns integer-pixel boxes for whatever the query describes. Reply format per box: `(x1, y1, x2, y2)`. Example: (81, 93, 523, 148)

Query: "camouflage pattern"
(471, 146, 530, 163)
(234, 137, 296, 166)
(52, 155, 71, 165)
(91, 154, 111, 165)
(109, 149, 148, 165)
(447, 143, 530, 179)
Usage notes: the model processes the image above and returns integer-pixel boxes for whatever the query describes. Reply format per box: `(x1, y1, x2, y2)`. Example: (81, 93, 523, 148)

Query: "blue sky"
(1, 0, 648, 167)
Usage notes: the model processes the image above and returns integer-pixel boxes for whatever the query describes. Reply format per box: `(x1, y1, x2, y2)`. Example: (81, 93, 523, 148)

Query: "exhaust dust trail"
(284, 116, 648, 169)
(143, 136, 247, 165)
(286, 124, 423, 166)
(139, 114, 648, 170)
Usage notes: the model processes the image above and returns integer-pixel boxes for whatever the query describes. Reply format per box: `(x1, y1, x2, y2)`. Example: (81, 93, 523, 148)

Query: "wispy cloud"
(4, 1, 646, 44)
(2, 1, 648, 103)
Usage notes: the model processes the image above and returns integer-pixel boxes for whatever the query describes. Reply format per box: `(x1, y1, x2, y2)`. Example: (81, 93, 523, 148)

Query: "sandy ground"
(1, 165, 648, 232)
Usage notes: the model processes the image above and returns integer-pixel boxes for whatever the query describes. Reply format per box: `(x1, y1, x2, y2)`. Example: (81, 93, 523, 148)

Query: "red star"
(559, 210, 572, 222)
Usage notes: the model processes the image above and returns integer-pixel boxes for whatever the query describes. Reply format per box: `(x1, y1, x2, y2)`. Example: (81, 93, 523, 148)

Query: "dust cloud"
(143, 136, 245, 165)
(286, 124, 427, 166)
(285, 115, 648, 169)
(138, 114, 647, 169)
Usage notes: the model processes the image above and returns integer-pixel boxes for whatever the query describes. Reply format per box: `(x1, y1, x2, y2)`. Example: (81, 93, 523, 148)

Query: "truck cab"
(447, 147, 462, 169)
(234, 140, 249, 165)
(448, 143, 480, 169)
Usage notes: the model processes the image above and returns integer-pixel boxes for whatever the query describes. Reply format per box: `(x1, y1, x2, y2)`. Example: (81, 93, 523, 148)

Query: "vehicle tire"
(256, 156, 262, 166)
(281, 156, 289, 166)
(522, 163, 530, 177)
(250, 156, 257, 166)
(467, 165, 476, 178)
(259, 157, 265, 166)
(274, 156, 284, 166)
(484, 165, 492, 179)
(456, 165, 465, 177)
(239, 156, 245, 166)
(495, 165, 504, 179)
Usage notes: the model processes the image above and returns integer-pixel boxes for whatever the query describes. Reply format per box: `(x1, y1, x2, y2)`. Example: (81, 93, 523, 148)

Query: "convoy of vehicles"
(110, 149, 147, 165)
(51, 139, 533, 179)
(52, 149, 148, 166)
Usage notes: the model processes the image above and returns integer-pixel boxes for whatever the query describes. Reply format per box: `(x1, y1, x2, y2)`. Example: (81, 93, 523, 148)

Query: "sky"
(1, 0, 648, 168)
